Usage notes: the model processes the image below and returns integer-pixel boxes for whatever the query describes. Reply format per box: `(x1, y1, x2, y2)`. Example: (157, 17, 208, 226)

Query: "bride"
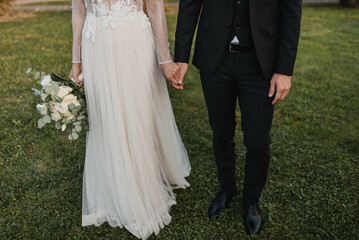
(68, 0, 191, 239)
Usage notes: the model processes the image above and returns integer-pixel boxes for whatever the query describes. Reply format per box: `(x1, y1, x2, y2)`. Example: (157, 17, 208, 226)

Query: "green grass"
(21, 1, 71, 6)
(1, 5, 359, 240)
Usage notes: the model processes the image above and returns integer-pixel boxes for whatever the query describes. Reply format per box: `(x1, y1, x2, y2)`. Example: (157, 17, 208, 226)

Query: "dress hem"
(82, 200, 177, 240)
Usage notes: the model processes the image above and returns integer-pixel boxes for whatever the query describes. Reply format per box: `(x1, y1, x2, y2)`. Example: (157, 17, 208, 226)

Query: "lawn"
(21, 1, 71, 6)
(1, 5, 359, 240)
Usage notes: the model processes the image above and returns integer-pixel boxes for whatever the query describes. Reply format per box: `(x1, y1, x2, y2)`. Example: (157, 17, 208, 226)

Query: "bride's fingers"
(166, 76, 182, 89)
(170, 80, 181, 90)
(73, 76, 83, 87)
(172, 84, 181, 90)
(172, 68, 180, 80)
(176, 71, 183, 85)
(172, 81, 184, 90)
(170, 75, 179, 85)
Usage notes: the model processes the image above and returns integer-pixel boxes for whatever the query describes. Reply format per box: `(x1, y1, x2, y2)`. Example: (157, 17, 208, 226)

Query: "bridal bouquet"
(28, 68, 87, 140)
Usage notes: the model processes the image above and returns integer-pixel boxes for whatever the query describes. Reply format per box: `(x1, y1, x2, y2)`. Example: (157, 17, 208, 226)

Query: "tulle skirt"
(80, 12, 191, 240)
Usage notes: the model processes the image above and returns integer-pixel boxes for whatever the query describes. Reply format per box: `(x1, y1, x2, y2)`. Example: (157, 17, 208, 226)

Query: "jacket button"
(226, 23, 230, 28)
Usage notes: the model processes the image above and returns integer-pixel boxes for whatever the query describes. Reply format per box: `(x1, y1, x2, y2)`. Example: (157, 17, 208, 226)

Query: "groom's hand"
(160, 62, 183, 90)
(269, 73, 292, 105)
(176, 62, 188, 86)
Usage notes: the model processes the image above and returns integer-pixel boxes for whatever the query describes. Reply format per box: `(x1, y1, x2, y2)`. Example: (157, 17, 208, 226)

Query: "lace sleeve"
(72, 0, 86, 63)
(146, 0, 172, 65)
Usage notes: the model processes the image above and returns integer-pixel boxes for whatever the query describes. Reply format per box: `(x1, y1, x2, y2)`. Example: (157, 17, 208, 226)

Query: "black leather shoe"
(208, 191, 236, 219)
(243, 201, 262, 235)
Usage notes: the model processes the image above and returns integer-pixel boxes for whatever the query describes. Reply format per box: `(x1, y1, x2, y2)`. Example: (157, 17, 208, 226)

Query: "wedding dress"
(71, 0, 191, 238)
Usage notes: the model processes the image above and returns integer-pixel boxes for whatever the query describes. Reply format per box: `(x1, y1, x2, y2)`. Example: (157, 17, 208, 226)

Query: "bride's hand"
(69, 63, 84, 87)
(160, 62, 183, 90)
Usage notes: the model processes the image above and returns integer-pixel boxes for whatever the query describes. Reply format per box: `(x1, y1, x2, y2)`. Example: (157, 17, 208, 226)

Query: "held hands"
(69, 63, 84, 88)
(176, 62, 188, 86)
(269, 73, 292, 105)
(160, 62, 182, 90)
(160, 62, 188, 90)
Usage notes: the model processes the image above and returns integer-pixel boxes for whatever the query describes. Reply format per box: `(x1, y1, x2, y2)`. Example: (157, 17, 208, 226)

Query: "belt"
(228, 43, 252, 53)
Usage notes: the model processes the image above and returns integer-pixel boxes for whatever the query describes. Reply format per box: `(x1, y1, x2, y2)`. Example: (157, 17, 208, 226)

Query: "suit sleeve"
(174, 0, 203, 63)
(275, 0, 302, 76)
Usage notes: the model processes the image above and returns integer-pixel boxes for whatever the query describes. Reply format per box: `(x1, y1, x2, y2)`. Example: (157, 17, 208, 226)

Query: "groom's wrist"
(174, 52, 190, 64)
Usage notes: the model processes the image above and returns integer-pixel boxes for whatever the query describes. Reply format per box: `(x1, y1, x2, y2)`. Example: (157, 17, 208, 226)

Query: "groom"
(174, 0, 302, 234)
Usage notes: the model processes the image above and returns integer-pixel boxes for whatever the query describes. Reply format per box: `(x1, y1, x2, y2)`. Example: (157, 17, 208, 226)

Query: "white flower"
(57, 86, 73, 99)
(63, 110, 75, 120)
(63, 94, 80, 106)
(41, 75, 52, 87)
(54, 102, 75, 120)
(62, 124, 67, 131)
(36, 104, 48, 115)
(53, 103, 67, 114)
(51, 112, 62, 121)
(40, 92, 49, 101)
(49, 102, 56, 112)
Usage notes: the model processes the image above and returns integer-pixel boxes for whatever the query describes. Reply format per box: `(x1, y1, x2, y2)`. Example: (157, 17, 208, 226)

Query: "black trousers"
(200, 47, 274, 203)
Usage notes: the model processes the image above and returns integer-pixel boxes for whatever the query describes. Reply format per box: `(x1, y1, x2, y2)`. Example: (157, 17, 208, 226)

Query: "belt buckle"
(229, 43, 241, 53)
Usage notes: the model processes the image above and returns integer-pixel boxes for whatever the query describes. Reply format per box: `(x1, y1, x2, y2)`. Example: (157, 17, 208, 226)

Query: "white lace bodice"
(72, 0, 172, 65)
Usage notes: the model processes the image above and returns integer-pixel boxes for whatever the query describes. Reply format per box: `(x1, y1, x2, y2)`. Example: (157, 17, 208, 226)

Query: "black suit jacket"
(174, 0, 302, 80)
